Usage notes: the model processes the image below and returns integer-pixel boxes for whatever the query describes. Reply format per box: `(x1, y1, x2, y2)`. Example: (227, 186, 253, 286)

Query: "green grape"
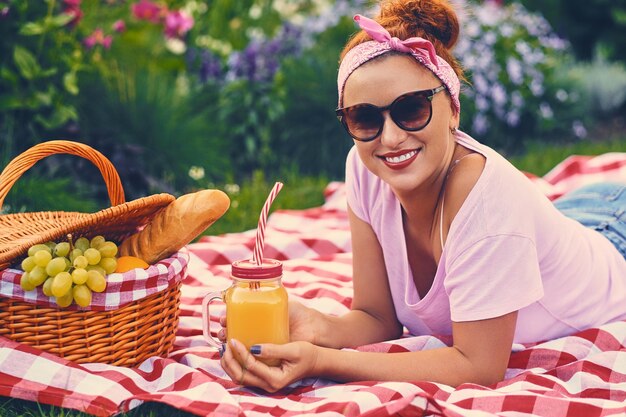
(42, 277, 54, 297)
(99, 257, 117, 275)
(51, 271, 73, 298)
(21, 256, 36, 272)
(44, 241, 56, 251)
(20, 272, 36, 291)
(98, 242, 118, 258)
(29, 266, 47, 286)
(55, 290, 73, 308)
(75, 237, 90, 252)
(28, 244, 51, 257)
(72, 268, 88, 285)
(87, 265, 107, 277)
(33, 250, 52, 267)
(84, 248, 101, 265)
(69, 248, 83, 263)
(54, 242, 70, 258)
(90, 235, 106, 249)
(45, 257, 67, 277)
(86, 270, 106, 293)
(73, 255, 88, 269)
(64, 257, 71, 270)
(73, 284, 92, 307)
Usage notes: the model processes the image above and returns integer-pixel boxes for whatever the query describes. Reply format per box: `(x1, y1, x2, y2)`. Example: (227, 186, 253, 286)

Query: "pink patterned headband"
(337, 14, 460, 113)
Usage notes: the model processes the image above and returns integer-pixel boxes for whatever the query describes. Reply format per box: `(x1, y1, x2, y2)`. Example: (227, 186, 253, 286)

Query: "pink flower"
(112, 19, 126, 32)
(62, 0, 83, 26)
(131, 0, 163, 23)
(164, 10, 194, 39)
(84, 28, 113, 49)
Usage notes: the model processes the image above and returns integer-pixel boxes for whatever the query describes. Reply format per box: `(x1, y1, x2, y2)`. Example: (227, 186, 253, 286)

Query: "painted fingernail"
(250, 345, 262, 355)
(219, 343, 225, 358)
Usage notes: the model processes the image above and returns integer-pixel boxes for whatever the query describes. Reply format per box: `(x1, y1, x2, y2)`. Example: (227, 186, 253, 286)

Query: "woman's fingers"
(220, 339, 246, 382)
(217, 315, 227, 342)
(249, 343, 297, 362)
(222, 339, 281, 391)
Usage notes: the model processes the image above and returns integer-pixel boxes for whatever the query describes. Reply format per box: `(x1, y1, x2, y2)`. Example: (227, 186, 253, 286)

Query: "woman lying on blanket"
(220, 0, 626, 391)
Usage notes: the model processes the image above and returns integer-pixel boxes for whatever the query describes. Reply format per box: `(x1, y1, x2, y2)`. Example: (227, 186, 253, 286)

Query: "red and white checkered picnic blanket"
(1, 152, 626, 417)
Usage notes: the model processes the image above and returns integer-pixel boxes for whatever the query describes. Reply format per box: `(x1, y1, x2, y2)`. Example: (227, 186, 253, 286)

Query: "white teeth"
(384, 150, 418, 163)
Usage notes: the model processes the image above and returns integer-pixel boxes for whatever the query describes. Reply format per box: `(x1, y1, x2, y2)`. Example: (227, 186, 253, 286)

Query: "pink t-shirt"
(346, 131, 626, 343)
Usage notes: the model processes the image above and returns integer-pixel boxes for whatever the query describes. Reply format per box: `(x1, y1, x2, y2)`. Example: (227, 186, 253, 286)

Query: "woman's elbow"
(469, 358, 509, 386)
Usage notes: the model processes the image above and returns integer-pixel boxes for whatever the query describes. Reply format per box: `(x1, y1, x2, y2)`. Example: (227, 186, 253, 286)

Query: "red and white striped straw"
(252, 182, 283, 265)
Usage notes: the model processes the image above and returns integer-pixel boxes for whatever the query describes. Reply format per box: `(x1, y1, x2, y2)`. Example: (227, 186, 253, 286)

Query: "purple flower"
(225, 23, 306, 84)
(186, 48, 224, 84)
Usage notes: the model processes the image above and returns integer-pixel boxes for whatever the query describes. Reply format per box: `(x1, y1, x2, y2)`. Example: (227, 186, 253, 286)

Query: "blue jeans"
(553, 182, 626, 259)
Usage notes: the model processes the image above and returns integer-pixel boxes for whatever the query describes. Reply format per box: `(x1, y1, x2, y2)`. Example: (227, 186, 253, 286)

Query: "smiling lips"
(379, 149, 420, 170)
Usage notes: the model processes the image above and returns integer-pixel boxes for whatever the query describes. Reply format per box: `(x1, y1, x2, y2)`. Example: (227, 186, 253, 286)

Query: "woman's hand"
(218, 300, 319, 344)
(285, 300, 319, 343)
(221, 338, 319, 393)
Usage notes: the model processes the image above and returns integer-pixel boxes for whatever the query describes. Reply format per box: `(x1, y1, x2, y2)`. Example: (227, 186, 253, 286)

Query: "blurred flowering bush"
(518, 0, 626, 63)
(1, 0, 621, 213)
(455, 0, 585, 151)
(0, 1, 82, 153)
(184, 0, 366, 176)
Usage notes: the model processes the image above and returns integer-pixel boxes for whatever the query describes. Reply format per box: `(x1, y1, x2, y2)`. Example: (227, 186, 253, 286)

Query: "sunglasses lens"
(392, 94, 431, 130)
(338, 89, 439, 140)
(343, 105, 382, 140)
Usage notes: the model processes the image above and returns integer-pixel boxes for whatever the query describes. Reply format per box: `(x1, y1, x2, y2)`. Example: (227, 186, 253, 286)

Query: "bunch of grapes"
(19, 235, 118, 308)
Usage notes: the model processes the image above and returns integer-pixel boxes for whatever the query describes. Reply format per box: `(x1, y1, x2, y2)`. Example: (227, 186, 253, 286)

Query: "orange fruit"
(115, 256, 150, 273)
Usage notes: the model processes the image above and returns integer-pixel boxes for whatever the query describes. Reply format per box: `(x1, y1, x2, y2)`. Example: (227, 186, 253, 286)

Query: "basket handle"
(0, 140, 126, 209)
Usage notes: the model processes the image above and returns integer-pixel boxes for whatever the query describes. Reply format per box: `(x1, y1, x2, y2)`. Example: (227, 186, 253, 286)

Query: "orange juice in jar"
(202, 259, 289, 366)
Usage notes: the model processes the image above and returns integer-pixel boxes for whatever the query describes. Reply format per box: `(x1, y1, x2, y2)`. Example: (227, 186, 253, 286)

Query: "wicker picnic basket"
(0, 140, 185, 367)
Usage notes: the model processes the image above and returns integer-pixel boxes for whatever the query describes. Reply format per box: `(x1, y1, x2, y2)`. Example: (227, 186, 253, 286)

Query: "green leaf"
(0, 66, 17, 83)
(63, 72, 79, 95)
(612, 8, 626, 25)
(34, 90, 53, 106)
(19, 22, 46, 36)
(48, 13, 75, 28)
(40, 67, 58, 78)
(13, 46, 41, 79)
(35, 104, 77, 129)
(0, 95, 25, 111)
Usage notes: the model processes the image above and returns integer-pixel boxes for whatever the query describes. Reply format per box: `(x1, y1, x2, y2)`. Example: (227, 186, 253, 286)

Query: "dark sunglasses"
(336, 85, 446, 142)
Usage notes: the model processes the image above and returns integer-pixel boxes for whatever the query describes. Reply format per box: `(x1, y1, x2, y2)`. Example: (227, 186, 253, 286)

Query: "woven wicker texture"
(0, 140, 183, 366)
(0, 140, 175, 270)
(0, 282, 182, 366)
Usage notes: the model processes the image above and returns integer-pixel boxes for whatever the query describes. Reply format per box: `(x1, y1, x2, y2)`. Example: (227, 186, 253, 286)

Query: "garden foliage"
(1, 0, 625, 213)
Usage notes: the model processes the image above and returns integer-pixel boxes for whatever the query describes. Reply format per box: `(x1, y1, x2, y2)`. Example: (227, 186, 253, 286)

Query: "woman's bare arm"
(306, 206, 403, 348)
(313, 311, 518, 386)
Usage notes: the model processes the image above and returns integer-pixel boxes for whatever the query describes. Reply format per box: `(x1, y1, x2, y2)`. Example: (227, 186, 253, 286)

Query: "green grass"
(0, 397, 196, 417)
(1, 136, 625, 417)
(507, 137, 626, 176)
(200, 170, 330, 236)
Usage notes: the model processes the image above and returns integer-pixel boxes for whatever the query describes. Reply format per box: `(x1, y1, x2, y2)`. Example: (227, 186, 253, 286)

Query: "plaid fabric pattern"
(1, 153, 625, 416)
(0, 251, 189, 311)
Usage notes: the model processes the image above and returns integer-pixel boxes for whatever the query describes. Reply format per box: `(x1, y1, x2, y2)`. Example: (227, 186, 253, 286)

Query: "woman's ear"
(450, 108, 460, 131)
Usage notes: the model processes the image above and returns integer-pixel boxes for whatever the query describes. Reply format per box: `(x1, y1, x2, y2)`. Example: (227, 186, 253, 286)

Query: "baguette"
(119, 189, 230, 264)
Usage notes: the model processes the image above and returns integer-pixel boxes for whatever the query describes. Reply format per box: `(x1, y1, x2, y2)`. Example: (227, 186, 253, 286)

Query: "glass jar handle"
(202, 290, 225, 349)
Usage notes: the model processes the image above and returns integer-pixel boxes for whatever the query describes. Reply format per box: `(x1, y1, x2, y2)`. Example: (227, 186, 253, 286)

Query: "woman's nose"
(379, 112, 408, 148)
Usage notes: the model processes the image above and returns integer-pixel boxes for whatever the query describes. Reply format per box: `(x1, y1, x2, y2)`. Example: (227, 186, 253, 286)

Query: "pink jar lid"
(231, 259, 282, 279)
